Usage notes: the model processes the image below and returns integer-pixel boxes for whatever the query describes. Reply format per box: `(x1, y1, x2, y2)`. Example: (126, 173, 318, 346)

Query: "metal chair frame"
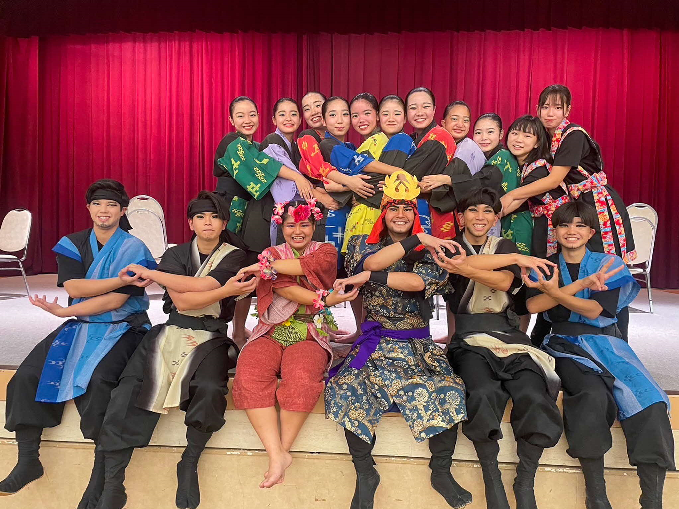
(0, 209, 33, 297)
(627, 216, 656, 313)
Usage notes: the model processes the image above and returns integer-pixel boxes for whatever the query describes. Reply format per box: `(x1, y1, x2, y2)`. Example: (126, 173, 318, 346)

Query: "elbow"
(363, 258, 378, 272)
(408, 278, 426, 292)
(63, 282, 85, 299)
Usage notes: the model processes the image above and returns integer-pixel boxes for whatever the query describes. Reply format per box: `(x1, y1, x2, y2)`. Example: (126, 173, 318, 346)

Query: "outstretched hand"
(521, 266, 560, 295)
(29, 294, 67, 317)
(236, 263, 260, 280)
(513, 255, 557, 277)
(416, 233, 462, 260)
(346, 175, 375, 199)
(118, 265, 153, 287)
(433, 247, 468, 274)
(333, 271, 370, 294)
(580, 258, 624, 292)
(224, 273, 259, 297)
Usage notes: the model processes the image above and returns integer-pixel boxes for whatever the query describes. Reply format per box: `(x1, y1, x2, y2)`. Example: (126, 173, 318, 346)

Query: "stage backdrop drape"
(2, 28, 679, 287)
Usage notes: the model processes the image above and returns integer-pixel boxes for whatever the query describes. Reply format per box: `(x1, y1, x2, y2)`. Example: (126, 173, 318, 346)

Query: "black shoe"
(513, 440, 542, 509)
(175, 427, 212, 509)
(77, 449, 105, 509)
(350, 467, 380, 509)
(94, 449, 133, 509)
(579, 458, 612, 509)
(637, 463, 666, 509)
(0, 427, 44, 495)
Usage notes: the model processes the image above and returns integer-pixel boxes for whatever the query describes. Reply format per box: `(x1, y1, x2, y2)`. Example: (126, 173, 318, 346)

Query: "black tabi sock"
(77, 449, 105, 509)
(428, 428, 472, 509)
(176, 427, 212, 509)
(579, 457, 612, 509)
(473, 441, 509, 509)
(0, 426, 44, 495)
(95, 448, 133, 509)
(513, 440, 542, 509)
(350, 467, 380, 509)
(637, 463, 666, 509)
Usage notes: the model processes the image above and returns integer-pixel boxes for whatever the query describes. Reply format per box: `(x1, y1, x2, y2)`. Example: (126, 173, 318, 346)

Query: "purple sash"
(327, 321, 430, 381)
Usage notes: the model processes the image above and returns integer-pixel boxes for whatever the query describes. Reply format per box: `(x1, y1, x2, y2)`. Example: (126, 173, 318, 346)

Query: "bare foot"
(260, 451, 292, 489)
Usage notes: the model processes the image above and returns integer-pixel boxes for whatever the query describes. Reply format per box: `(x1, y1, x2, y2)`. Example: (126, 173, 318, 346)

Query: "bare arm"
(274, 286, 357, 306)
(168, 275, 257, 312)
(505, 165, 570, 201)
(363, 160, 400, 176)
(30, 292, 130, 318)
(63, 277, 127, 299)
(524, 278, 586, 313)
(363, 233, 460, 271)
(385, 272, 425, 292)
(137, 268, 220, 293)
(454, 264, 514, 292)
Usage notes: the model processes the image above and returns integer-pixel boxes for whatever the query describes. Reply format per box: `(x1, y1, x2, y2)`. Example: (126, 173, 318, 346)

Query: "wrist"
(369, 271, 388, 285)
(400, 235, 421, 253)
(545, 286, 562, 299)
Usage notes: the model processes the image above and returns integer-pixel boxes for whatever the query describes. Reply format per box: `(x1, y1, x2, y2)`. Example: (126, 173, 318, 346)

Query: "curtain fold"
(1, 28, 678, 287)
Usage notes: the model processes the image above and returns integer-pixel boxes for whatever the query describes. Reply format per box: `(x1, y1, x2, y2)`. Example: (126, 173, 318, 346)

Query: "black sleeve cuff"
(369, 271, 388, 285)
(400, 235, 421, 253)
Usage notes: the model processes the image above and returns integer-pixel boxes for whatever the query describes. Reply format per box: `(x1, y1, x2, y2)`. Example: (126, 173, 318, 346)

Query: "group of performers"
(0, 84, 673, 509)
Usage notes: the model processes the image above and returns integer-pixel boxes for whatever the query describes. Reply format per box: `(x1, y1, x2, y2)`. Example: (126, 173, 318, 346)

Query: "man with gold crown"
(325, 170, 472, 509)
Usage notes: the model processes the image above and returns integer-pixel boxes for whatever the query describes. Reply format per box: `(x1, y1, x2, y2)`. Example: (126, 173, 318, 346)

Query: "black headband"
(88, 189, 129, 207)
(187, 199, 222, 219)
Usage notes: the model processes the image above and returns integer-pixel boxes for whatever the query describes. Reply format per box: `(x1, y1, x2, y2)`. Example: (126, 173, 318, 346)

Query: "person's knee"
(192, 377, 228, 401)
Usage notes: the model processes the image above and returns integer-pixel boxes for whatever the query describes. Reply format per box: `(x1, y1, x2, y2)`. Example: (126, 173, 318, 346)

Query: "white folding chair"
(627, 203, 658, 229)
(127, 209, 168, 262)
(128, 195, 165, 223)
(627, 216, 656, 313)
(0, 209, 32, 296)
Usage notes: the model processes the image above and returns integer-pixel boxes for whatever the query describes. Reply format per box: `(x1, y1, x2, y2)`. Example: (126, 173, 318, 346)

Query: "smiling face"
(282, 216, 315, 251)
(273, 100, 301, 136)
(383, 203, 415, 239)
(406, 91, 436, 131)
(350, 99, 378, 138)
(229, 100, 259, 138)
(189, 212, 226, 243)
(555, 216, 595, 251)
(458, 203, 498, 242)
(507, 129, 539, 164)
(323, 99, 350, 139)
(442, 104, 471, 143)
(87, 200, 125, 230)
(538, 94, 571, 132)
(473, 118, 503, 154)
(379, 99, 406, 136)
(301, 93, 325, 129)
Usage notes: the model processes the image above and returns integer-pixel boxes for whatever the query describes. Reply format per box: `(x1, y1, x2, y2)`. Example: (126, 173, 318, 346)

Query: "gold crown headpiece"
(381, 170, 420, 206)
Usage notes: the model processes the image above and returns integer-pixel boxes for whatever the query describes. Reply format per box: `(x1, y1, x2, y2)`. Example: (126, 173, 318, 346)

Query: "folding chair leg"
(646, 270, 653, 314)
(18, 260, 30, 297)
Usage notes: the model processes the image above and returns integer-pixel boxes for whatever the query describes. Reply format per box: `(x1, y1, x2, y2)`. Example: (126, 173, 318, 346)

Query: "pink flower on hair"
(307, 197, 318, 208)
(287, 206, 295, 218)
(293, 205, 311, 223)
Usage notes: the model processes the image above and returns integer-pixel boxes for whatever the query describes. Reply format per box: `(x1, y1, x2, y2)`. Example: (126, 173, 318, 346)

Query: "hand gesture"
(433, 247, 468, 274)
(579, 258, 624, 292)
(346, 175, 375, 199)
(29, 294, 67, 317)
(119, 264, 153, 287)
(416, 233, 462, 259)
(294, 175, 315, 201)
(500, 193, 524, 216)
(224, 273, 259, 297)
(521, 266, 560, 295)
(327, 286, 360, 306)
(333, 271, 370, 293)
(513, 255, 556, 277)
(236, 263, 260, 279)
(419, 174, 450, 192)
(316, 192, 341, 211)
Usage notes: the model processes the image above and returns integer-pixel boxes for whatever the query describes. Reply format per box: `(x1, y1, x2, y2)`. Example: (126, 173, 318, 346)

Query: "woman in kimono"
(213, 96, 315, 346)
(441, 100, 486, 175)
(232, 199, 359, 489)
(474, 113, 533, 254)
(502, 85, 635, 264)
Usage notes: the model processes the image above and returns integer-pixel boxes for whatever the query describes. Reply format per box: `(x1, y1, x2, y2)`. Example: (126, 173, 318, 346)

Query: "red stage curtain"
(1, 28, 679, 287)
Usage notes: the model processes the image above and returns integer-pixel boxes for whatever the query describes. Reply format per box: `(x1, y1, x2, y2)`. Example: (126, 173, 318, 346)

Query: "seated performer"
(441, 187, 563, 509)
(0, 179, 156, 500)
(87, 191, 256, 509)
(325, 170, 471, 509)
(232, 199, 358, 489)
(525, 201, 674, 509)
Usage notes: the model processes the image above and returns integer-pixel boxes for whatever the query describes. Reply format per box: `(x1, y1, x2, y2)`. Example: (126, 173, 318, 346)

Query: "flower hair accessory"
(271, 198, 323, 224)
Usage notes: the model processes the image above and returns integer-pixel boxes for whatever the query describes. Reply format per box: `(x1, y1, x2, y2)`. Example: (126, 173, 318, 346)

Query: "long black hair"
(506, 115, 552, 167)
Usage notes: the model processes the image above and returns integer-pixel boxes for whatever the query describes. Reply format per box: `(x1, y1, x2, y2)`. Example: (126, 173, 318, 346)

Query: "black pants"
(5, 325, 145, 440)
(557, 357, 674, 469)
(344, 426, 458, 470)
(451, 349, 563, 448)
(96, 336, 231, 452)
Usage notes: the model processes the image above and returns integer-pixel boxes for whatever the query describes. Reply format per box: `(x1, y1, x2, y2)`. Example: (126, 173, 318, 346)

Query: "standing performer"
(440, 188, 563, 509)
(326, 171, 471, 509)
(525, 201, 673, 509)
(441, 100, 486, 175)
(213, 96, 314, 346)
(0, 180, 155, 501)
(232, 199, 358, 489)
(87, 191, 256, 509)
(473, 113, 533, 254)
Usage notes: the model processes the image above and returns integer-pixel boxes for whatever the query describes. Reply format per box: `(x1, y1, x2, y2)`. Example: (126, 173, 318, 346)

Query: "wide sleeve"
(413, 251, 450, 299)
(429, 158, 474, 213)
(213, 133, 238, 177)
(207, 249, 247, 285)
(344, 235, 380, 276)
(298, 133, 337, 180)
(263, 143, 298, 173)
(329, 144, 373, 176)
(217, 137, 282, 199)
(403, 140, 449, 179)
(298, 243, 338, 290)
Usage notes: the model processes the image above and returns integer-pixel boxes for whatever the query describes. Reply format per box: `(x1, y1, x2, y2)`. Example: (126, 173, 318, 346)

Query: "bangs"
(507, 115, 540, 136)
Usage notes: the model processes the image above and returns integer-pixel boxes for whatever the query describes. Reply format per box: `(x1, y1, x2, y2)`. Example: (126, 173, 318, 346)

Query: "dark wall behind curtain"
(1, 28, 678, 287)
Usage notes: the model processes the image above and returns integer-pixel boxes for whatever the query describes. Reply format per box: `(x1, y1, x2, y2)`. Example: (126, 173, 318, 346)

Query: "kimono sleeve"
(553, 131, 589, 168)
(56, 253, 86, 287)
(429, 158, 474, 213)
(207, 249, 247, 286)
(330, 145, 373, 176)
(344, 235, 380, 276)
(590, 288, 620, 318)
(403, 140, 449, 179)
(299, 243, 338, 290)
(156, 246, 189, 277)
(413, 251, 450, 299)
(298, 134, 336, 180)
(263, 143, 298, 173)
(220, 138, 282, 199)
